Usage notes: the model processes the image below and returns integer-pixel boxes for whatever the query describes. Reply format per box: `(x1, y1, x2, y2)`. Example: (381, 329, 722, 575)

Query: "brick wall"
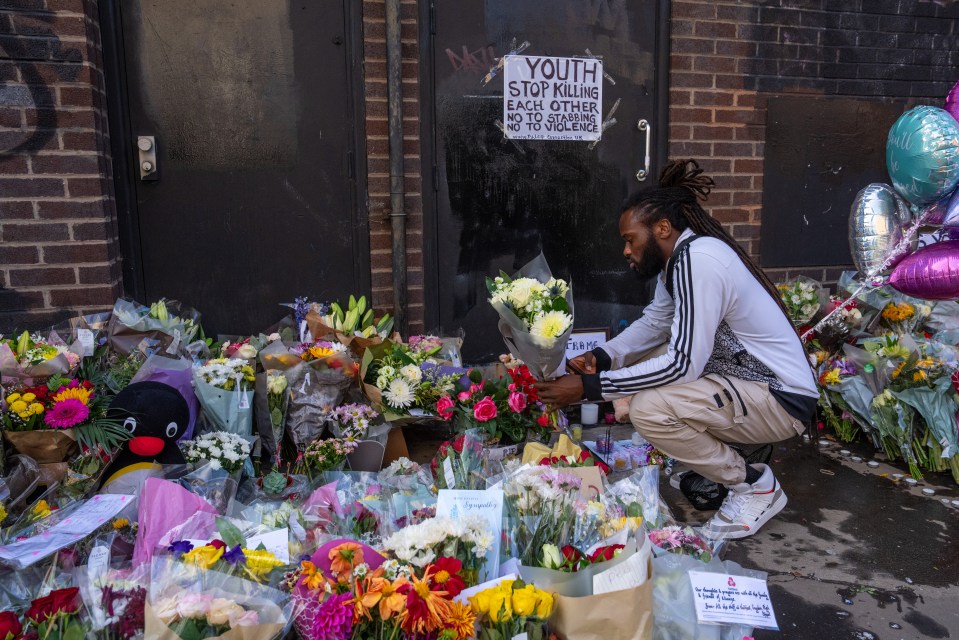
(0, 0, 120, 333)
(362, 0, 426, 334)
(669, 0, 959, 286)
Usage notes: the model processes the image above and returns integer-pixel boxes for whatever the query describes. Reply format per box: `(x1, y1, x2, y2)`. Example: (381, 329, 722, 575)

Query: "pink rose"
(457, 391, 471, 403)
(472, 396, 498, 422)
(436, 396, 455, 421)
(507, 391, 527, 413)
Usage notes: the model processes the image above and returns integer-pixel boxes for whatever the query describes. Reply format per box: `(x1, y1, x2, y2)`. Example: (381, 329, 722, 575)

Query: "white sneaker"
(703, 464, 787, 540)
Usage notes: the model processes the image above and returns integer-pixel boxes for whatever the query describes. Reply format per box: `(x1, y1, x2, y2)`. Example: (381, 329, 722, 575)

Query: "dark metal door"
(111, 0, 366, 336)
(424, 0, 669, 362)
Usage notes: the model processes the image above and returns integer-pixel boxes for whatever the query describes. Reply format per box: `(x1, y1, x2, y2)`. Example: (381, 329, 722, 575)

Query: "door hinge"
(348, 150, 355, 180)
(430, 0, 436, 35)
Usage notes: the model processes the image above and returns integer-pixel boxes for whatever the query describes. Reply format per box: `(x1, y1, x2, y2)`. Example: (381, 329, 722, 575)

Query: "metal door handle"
(635, 119, 651, 181)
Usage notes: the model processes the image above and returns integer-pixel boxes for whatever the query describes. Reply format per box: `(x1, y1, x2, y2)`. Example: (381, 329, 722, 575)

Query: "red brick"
(693, 91, 735, 107)
(0, 177, 64, 197)
(30, 153, 99, 175)
(693, 56, 738, 73)
(694, 22, 737, 39)
(71, 220, 109, 240)
(672, 1, 716, 18)
(36, 199, 106, 219)
(10, 14, 86, 37)
(0, 201, 34, 219)
(671, 38, 715, 54)
(2, 222, 69, 242)
(48, 286, 115, 307)
(66, 177, 104, 196)
(734, 125, 764, 141)
(77, 264, 113, 284)
(26, 108, 96, 128)
(671, 72, 713, 88)
(714, 142, 755, 156)
(8, 267, 76, 287)
(670, 54, 693, 71)
(0, 155, 29, 174)
(716, 40, 757, 57)
(41, 242, 111, 264)
(0, 107, 21, 127)
(710, 208, 751, 223)
(0, 245, 39, 264)
(693, 125, 734, 140)
(0, 289, 45, 311)
(734, 159, 764, 173)
(673, 141, 712, 156)
(57, 85, 95, 108)
(670, 124, 692, 140)
(715, 74, 746, 90)
(59, 130, 98, 151)
(714, 109, 764, 125)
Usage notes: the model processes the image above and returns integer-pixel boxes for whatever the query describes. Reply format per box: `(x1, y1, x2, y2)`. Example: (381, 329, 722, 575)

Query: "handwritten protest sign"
(503, 55, 603, 141)
(688, 571, 779, 630)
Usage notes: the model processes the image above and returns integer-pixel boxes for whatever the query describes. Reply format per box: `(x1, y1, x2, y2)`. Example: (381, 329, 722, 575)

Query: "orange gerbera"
(359, 572, 410, 622)
(51, 386, 93, 405)
(329, 542, 364, 579)
(402, 569, 452, 635)
(307, 345, 335, 361)
(443, 600, 477, 640)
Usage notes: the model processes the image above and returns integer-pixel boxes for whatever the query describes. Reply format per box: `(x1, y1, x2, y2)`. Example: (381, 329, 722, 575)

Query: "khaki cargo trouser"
(614, 345, 806, 485)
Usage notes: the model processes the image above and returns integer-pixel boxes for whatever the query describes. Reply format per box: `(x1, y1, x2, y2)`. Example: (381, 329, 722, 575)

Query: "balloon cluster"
(804, 84, 959, 342)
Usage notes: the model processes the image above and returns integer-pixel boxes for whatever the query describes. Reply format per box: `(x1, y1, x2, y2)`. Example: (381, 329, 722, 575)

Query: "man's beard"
(629, 236, 668, 280)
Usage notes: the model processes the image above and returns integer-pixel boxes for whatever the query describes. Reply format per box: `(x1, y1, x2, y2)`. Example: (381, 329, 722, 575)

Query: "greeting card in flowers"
(436, 489, 504, 583)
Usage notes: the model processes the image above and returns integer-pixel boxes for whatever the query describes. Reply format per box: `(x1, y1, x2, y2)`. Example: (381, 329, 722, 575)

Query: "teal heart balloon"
(886, 106, 959, 206)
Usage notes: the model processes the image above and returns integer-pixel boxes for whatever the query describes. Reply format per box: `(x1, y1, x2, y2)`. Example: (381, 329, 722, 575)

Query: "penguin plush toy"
(100, 381, 189, 494)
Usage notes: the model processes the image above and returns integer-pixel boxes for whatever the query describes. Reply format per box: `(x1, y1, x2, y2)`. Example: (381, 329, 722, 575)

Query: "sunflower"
(51, 385, 93, 405)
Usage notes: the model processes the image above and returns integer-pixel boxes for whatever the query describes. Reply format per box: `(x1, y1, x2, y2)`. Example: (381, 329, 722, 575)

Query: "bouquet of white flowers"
(487, 254, 574, 380)
(381, 514, 493, 586)
(193, 358, 255, 436)
(182, 431, 252, 474)
(777, 277, 822, 326)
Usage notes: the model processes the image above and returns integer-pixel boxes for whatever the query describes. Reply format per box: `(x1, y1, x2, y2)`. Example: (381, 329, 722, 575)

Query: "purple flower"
(222, 545, 245, 566)
(168, 540, 194, 556)
(312, 592, 353, 640)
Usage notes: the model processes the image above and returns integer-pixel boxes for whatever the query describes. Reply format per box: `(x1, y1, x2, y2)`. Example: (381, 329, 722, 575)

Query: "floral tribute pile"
(785, 276, 959, 482)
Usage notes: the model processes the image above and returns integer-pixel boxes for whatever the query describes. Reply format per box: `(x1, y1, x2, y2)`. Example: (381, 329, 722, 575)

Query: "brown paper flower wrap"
(3, 429, 78, 464)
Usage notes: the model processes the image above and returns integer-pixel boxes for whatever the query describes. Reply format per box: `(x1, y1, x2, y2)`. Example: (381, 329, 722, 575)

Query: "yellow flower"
(182, 544, 224, 569)
(5, 393, 20, 404)
(31, 500, 51, 519)
(9, 400, 27, 413)
(488, 589, 513, 623)
(307, 346, 335, 360)
(300, 561, 327, 591)
(534, 589, 554, 619)
(820, 369, 841, 386)
(17, 411, 31, 419)
(31, 403, 44, 415)
(891, 362, 906, 379)
(511, 584, 538, 617)
(21, 393, 35, 403)
(112, 518, 130, 530)
(913, 370, 928, 383)
(469, 589, 492, 616)
(243, 549, 284, 579)
(51, 386, 93, 406)
(0, 504, 7, 523)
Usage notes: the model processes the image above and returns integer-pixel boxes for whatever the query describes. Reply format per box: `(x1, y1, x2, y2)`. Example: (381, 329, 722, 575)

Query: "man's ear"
(653, 218, 673, 239)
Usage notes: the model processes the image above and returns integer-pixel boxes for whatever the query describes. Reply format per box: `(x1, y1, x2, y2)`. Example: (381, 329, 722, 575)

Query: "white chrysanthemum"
(529, 310, 572, 347)
(399, 364, 422, 384)
(383, 377, 415, 409)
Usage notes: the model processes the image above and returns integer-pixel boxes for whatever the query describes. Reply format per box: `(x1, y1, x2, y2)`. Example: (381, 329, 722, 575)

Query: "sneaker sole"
(720, 491, 788, 540)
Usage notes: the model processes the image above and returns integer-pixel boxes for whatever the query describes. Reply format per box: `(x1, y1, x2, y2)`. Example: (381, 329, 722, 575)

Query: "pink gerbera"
(44, 398, 89, 428)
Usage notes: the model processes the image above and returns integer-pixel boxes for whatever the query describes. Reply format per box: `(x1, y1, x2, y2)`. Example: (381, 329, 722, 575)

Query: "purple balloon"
(889, 240, 959, 300)
(947, 79, 959, 124)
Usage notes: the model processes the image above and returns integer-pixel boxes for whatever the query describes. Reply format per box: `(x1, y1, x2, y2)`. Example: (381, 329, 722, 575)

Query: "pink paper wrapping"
(133, 477, 217, 567)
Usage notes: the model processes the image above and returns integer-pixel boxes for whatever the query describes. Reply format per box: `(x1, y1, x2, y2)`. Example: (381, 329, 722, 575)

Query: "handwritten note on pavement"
(688, 571, 779, 630)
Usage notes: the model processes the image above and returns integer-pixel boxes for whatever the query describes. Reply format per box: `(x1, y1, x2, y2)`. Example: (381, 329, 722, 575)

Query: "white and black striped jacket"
(581, 229, 818, 418)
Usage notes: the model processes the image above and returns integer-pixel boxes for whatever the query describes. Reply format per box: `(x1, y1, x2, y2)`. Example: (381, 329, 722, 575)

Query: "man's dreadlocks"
(622, 158, 790, 319)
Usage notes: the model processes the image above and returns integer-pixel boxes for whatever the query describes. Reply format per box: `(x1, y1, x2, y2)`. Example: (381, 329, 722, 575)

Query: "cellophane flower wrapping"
(146, 556, 291, 640)
(192, 359, 255, 437)
(76, 563, 149, 639)
(259, 341, 354, 451)
(133, 478, 217, 568)
(488, 253, 574, 381)
(430, 430, 486, 490)
(776, 276, 823, 326)
(305, 472, 396, 547)
(0, 332, 74, 386)
(107, 297, 201, 357)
